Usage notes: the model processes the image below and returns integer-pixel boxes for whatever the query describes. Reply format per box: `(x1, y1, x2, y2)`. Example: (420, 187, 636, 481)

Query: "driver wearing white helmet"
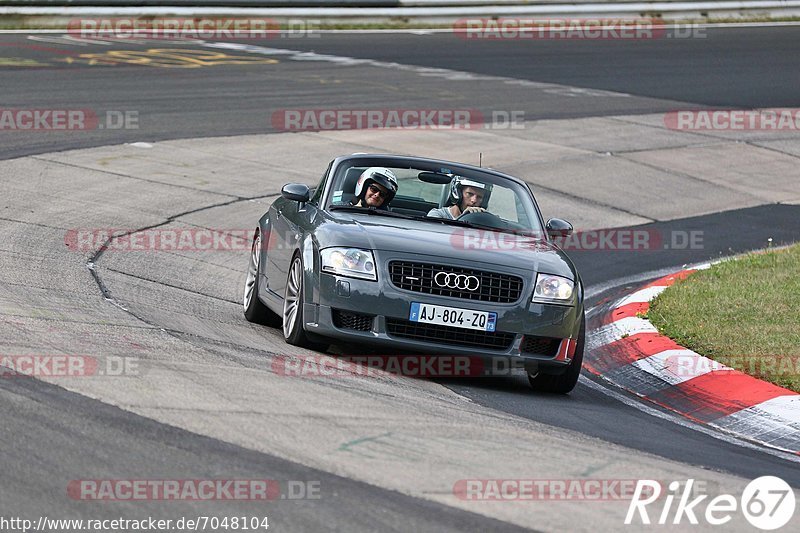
(427, 176, 492, 219)
(351, 167, 399, 210)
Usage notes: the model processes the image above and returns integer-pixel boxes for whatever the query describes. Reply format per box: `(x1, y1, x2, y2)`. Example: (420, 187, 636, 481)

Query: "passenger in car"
(427, 176, 493, 219)
(350, 167, 398, 210)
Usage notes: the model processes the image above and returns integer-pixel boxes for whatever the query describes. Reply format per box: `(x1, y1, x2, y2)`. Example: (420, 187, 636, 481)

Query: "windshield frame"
(322, 155, 546, 235)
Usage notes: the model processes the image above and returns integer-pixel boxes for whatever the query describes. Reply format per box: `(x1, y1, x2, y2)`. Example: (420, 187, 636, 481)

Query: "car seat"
(335, 167, 365, 205)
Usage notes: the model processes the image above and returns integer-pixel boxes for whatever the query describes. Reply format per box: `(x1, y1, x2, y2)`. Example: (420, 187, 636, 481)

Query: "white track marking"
(578, 375, 800, 462)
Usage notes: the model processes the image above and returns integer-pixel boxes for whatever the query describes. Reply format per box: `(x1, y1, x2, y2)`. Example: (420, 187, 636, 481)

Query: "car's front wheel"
(529, 313, 585, 394)
(282, 254, 328, 351)
(243, 230, 281, 327)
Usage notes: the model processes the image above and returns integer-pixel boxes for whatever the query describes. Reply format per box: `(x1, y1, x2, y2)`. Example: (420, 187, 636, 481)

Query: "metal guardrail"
(0, 1, 401, 6)
(0, 0, 782, 5)
(1, 0, 799, 20)
(397, 0, 779, 3)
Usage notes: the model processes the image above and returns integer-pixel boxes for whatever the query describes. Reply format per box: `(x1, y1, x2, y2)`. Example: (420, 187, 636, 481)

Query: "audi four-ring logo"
(434, 271, 480, 291)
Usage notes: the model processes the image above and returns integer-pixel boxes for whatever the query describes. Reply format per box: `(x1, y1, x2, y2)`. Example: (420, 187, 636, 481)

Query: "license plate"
(409, 302, 496, 332)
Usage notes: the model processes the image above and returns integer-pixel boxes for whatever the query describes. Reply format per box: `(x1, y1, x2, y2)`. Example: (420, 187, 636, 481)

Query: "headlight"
(532, 273, 574, 304)
(321, 247, 377, 281)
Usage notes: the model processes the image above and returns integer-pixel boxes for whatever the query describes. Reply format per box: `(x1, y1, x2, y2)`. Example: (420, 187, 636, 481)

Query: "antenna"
(479, 152, 482, 167)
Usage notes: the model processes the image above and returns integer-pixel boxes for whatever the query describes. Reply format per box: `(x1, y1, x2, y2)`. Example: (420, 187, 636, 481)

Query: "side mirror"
(546, 218, 573, 238)
(281, 183, 311, 203)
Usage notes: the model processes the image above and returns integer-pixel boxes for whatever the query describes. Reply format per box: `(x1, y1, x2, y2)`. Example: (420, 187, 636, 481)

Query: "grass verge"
(648, 244, 800, 393)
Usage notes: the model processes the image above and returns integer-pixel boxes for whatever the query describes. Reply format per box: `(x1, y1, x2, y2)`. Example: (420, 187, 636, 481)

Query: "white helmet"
(447, 176, 492, 208)
(354, 167, 399, 204)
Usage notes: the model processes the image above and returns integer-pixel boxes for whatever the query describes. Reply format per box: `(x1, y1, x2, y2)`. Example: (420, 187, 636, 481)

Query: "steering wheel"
(457, 210, 506, 228)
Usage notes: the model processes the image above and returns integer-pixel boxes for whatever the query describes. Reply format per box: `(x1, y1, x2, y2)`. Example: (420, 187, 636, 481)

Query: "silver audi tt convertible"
(243, 154, 585, 392)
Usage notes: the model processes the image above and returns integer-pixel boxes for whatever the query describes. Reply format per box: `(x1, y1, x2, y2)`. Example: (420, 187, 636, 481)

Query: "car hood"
(317, 212, 577, 279)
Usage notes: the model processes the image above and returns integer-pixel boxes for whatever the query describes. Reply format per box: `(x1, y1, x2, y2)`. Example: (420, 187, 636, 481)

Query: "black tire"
(529, 312, 585, 394)
(243, 230, 282, 327)
(282, 254, 328, 351)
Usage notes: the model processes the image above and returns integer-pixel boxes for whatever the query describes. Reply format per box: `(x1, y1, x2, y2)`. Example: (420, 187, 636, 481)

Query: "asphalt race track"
(2, 26, 800, 159)
(1, 26, 800, 531)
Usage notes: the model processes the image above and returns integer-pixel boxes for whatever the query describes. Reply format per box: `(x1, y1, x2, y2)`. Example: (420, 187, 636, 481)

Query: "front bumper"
(305, 253, 582, 369)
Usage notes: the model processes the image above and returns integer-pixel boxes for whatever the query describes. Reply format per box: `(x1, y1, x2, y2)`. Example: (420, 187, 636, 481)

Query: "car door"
(266, 162, 332, 297)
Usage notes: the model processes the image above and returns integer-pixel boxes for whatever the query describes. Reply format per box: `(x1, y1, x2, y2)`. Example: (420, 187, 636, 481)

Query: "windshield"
(326, 159, 544, 234)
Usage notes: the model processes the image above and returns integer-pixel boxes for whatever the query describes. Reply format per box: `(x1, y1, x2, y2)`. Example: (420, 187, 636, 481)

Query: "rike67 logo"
(626, 477, 795, 530)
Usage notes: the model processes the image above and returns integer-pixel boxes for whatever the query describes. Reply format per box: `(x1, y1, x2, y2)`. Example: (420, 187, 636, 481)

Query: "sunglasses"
(367, 184, 389, 198)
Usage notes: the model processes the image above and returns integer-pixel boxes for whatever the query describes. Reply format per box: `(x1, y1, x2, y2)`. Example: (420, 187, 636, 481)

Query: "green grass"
(648, 244, 800, 393)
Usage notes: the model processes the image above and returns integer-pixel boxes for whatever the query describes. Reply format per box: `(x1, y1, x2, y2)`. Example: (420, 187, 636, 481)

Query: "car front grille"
(520, 336, 561, 357)
(388, 261, 523, 303)
(332, 309, 374, 331)
(385, 318, 515, 351)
